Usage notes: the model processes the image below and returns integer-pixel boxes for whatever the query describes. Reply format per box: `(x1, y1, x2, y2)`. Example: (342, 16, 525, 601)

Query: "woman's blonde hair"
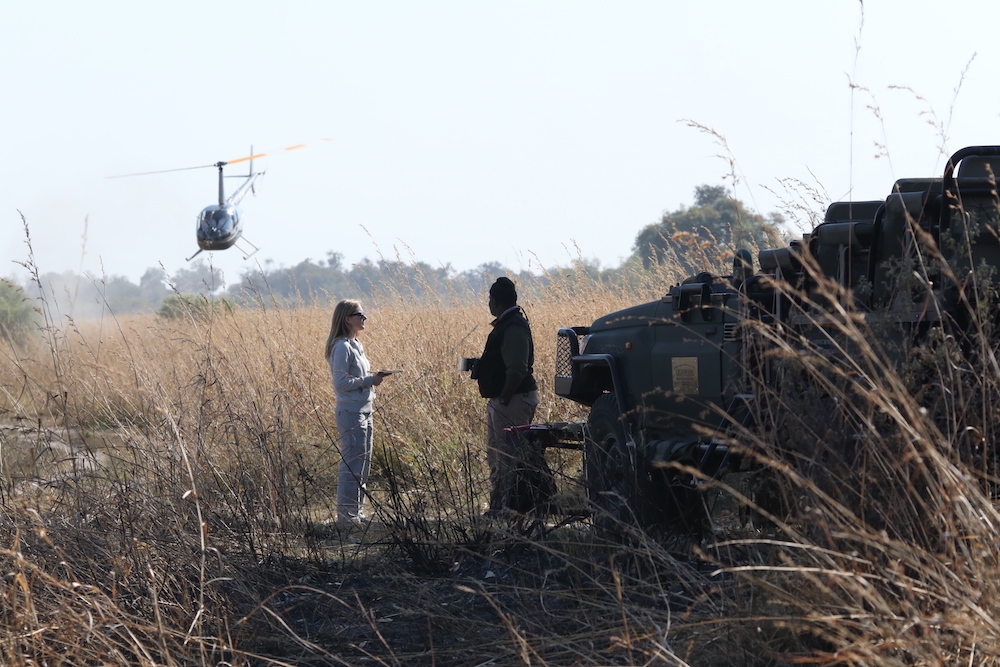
(323, 299, 363, 359)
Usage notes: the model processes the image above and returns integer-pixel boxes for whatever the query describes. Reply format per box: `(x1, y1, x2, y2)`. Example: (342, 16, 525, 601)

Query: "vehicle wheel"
(585, 394, 638, 533)
(643, 468, 710, 536)
(741, 468, 791, 531)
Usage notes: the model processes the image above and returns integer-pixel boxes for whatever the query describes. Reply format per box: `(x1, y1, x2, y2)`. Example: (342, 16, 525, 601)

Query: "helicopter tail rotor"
(249, 146, 257, 196)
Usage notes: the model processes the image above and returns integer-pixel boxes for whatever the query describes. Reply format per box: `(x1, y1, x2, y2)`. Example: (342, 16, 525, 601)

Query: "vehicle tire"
(643, 468, 710, 536)
(741, 468, 791, 531)
(585, 394, 639, 534)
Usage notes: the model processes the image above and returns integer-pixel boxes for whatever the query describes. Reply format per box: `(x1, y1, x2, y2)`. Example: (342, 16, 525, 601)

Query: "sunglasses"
(351, 312, 367, 320)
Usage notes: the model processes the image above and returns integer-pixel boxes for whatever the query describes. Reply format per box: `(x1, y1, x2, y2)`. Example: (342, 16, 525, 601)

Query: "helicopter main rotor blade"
(106, 163, 218, 178)
(225, 139, 332, 165)
(106, 138, 332, 178)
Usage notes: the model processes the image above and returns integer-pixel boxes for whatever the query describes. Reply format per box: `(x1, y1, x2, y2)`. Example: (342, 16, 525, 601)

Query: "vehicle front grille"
(555, 331, 575, 378)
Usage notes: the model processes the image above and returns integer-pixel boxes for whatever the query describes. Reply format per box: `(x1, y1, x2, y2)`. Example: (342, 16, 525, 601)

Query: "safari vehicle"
(541, 145, 1000, 532)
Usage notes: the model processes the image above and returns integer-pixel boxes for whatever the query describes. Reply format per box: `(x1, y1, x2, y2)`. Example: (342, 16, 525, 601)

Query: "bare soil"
(230, 518, 737, 666)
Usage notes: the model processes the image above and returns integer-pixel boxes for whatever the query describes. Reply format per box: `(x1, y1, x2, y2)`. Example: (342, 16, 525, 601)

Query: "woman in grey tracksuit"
(324, 299, 388, 525)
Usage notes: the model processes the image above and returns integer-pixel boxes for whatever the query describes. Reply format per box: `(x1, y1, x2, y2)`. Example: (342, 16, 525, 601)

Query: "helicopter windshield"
(197, 206, 240, 242)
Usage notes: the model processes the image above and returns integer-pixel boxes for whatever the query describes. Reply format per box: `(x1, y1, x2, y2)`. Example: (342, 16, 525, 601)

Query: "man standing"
(473, 277, 542, 513)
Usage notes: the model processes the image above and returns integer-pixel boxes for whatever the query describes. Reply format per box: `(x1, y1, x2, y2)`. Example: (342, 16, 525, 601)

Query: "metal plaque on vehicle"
(672, 357, 699, 394)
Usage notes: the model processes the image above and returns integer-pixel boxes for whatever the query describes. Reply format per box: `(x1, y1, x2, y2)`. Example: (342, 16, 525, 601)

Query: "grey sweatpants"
(336, 409, 373, 523)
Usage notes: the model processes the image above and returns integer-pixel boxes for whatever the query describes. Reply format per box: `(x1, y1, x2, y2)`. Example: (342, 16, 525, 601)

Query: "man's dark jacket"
(474, 308, 537, 399)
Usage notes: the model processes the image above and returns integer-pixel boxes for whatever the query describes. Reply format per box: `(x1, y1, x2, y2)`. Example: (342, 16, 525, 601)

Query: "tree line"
(1, 185, 786, 332)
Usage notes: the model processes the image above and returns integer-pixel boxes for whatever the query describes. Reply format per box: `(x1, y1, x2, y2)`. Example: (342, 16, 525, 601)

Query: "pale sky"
(3, 1, 997, 287)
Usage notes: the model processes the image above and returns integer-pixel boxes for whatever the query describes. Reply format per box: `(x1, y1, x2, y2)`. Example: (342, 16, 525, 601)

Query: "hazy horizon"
(4, 1, 996, 284)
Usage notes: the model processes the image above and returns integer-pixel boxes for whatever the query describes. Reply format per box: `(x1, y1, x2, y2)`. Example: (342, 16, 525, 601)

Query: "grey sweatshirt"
(329, 337, 376, 413)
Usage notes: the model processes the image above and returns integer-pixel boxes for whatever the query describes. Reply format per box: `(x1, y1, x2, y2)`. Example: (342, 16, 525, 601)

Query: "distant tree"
(289, 259, 352, 300)
(28, 270, 154, 317)
(157, 294, 235, 321)
(33, 270, 84, 310)
(633, 185, 785, 273)
(455, 262, 506, 294)
(537, 258, 614, 301)
(325, 251, 344, 271)
(95, 275, 146, 313)
(239, 258, 354, 304)
(140, 267, 170, 304)
(346, 259, 451, 299)
(0, 278, 38, 345)
(166, 260, 224, 294)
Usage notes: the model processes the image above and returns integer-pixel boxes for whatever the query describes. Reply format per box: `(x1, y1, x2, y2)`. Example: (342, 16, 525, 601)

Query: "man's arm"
(498, 325, 531, 405)
(498, 372, 525, 406)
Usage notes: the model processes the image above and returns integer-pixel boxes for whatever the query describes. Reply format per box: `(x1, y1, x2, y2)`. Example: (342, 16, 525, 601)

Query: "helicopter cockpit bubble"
(196, 204, 242, 249)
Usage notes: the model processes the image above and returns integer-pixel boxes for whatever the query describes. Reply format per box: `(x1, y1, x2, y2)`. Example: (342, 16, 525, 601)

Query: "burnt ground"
(229, 516, 750, 667)
(0, 425, 775, 665)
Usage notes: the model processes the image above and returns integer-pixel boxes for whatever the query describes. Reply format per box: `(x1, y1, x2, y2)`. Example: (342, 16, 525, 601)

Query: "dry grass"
(4, 230, 1000, 665)
(708, 253, 1000, 665)
(0, 255, 727, 666)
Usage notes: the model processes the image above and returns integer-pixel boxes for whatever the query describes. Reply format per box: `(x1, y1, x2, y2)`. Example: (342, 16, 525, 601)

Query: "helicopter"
(110, 140, 330, 261)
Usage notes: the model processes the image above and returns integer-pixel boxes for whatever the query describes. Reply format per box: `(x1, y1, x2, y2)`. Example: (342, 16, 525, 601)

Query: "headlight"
(578, 334, 591, 354)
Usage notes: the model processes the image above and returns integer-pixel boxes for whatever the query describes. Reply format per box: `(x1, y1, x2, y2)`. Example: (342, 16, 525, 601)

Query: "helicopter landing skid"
(236, 237, 260, 260)
(185, 237, 259, 262)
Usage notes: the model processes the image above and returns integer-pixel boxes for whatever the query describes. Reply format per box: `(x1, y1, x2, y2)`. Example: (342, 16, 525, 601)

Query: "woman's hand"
(371, 374, 385, 386)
